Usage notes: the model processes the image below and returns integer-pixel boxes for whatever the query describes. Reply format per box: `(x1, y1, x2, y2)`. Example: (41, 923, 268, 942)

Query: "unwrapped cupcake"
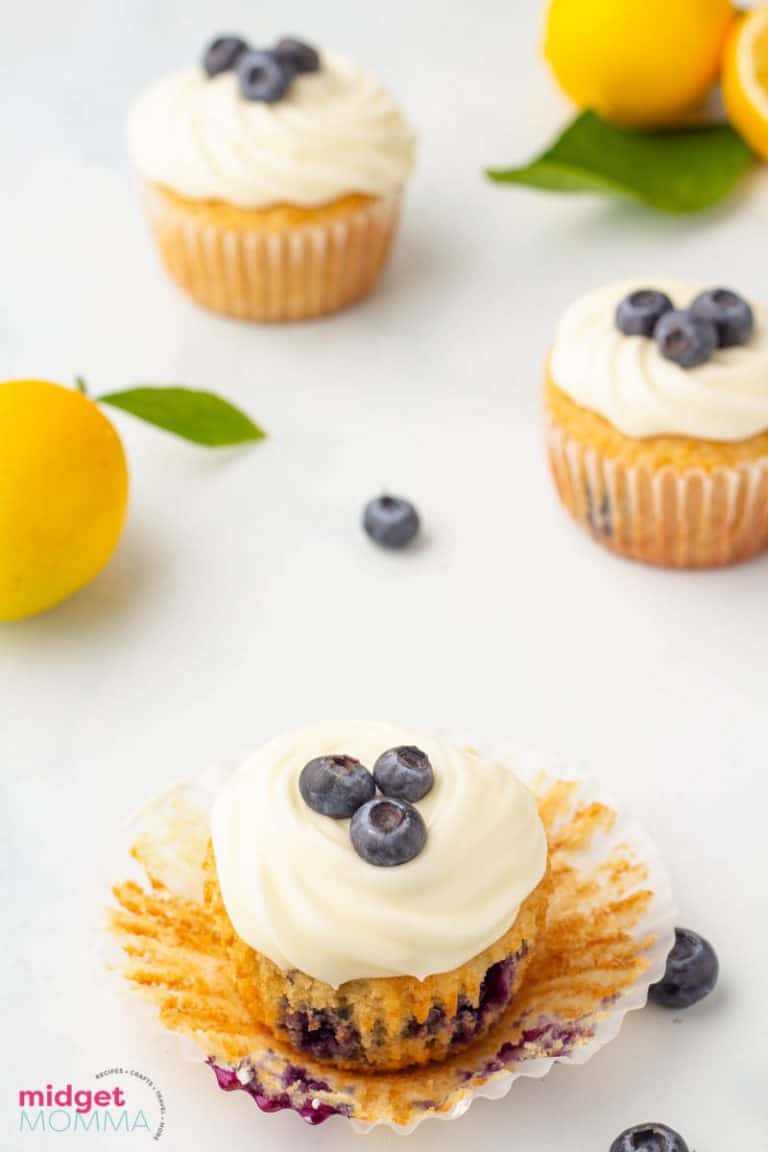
(110, 723, 672, 1128)
(128, 37, 415, 322)
(207, 724, 549, 1071)
(545, 280, 768, 568)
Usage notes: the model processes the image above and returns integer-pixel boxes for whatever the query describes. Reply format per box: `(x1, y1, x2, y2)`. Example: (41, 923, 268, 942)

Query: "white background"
(1, 1, 767, 1149)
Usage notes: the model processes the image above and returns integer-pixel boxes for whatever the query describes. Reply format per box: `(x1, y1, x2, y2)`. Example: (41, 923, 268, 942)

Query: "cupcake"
(128, 37, 415, 322)
(205, 723, 549, 1072)
(111, 743, 670, 1128)
(545, 281, 768, 568)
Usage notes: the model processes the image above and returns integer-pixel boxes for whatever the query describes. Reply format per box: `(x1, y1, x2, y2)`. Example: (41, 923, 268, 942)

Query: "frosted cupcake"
(207, 723, 549, 1071)
(545, 281, 768, 568)
(128, 36, 415, 321)
(111, 735, 672, 1127)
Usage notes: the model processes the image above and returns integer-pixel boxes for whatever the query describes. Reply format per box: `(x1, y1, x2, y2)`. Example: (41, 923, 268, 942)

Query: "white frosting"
(550, 280, 768, 441)
(127, 55, 415, 208)
(211, 723, 547, 987)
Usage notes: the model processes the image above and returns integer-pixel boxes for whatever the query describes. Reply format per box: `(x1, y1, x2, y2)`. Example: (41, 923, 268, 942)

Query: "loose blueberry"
(648, 927, 719, 1010)
(616, 289, 673, 337)
(274, 37, 320, 75)
(203, 35, 249, 78)
(654, 310, 718, 369)
(350, 797, 427, 866)
(690, 287, 754, 348)
(299, 755, 375, 819)
(609, 1123, 689, 1152)
(373, 746, 434, 803)
(363, 495, 420, 549)
(237, 49, 292, 103)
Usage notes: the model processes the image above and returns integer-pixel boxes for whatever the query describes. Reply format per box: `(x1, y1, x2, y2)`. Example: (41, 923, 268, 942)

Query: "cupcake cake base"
(207, 844, 549, 1071)
(109, 768, 674, 1132)
(143, 184, 402, 322)
(546, 374, 768, 568)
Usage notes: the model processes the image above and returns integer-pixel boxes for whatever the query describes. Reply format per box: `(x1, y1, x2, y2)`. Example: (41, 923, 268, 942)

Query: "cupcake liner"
(142, 186, 402, 322)
(109, 760, 675, 1134)
(547, 421, 768, 568)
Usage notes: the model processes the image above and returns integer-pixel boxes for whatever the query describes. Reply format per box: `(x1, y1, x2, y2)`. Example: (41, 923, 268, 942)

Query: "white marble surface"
(1, 1, 766, 1148)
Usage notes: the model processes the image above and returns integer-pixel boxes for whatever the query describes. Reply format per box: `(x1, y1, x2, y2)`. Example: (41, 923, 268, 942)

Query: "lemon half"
(723, 6, 768, 159)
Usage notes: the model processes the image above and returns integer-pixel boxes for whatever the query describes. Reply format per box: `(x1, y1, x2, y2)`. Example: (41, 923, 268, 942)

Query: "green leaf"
(97, 387, 265, 447)
(487, 111, 753, 214)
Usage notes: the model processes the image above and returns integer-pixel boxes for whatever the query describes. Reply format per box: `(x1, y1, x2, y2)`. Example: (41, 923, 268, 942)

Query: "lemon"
(723, 6, 768, 159)
(544, 0, 735, 127)
(0, 379, 129, 621)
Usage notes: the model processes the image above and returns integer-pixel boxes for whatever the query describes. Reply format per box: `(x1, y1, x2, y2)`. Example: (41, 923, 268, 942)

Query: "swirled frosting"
(127, 54, 415, 208)
(211, 723, 547, 987)
(550, 280, 768, 441)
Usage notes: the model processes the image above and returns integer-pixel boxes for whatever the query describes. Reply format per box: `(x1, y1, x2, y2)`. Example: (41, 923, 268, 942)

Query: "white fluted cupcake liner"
(109, 759, 676, 1134)
(142, 185, 402, 322)
(547, 421, 768, 568)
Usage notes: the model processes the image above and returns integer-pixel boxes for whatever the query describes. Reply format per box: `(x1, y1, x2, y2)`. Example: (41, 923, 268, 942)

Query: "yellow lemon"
(544, 0, 735, 126)
(723, 6, 768, 158)
(0, 379, 129, 621)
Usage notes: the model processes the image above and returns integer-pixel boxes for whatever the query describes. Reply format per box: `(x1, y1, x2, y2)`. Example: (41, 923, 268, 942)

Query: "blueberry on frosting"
(203, 35, 249, 77)
(616, 289, 673, 337)
(299, 755, 375, 818)
(350, 797, 427, 866)
(654, 310, 718, 369)
(614, 285, 755, 369)
(690, 287, 754, 348)
(374, 746, 434, 802)
(648, 926, 719, 1009)
(299, 738, 434, 865)
(237, 49, 293, 103)
(275, 37, 320, 75)
(610, 1124, 688, 1152)
(202, 35, 321, 103)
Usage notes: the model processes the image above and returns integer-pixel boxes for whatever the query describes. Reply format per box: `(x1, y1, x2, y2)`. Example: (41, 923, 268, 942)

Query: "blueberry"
(237, 50, 292, 103)
(274, 37, 320, 75)
(648, 927, 719, 1010)
(654, 310, 718, 369)
(202, 35, 249, 78)
(350, 797, 427, 866)
(690, 287, 754, 348)
(299, 755, 375, 819)
(616, 289, 673, 337)
(363, 495, 420, 549)
(373, 746, 434, 803)
(609, 1123, 689, 1152)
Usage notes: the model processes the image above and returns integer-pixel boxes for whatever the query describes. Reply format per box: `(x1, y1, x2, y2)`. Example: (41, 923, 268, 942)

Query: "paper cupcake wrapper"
(142, 186, 402, 322)
(109, 757, 675, 1134)
(547, 421, 768, 568)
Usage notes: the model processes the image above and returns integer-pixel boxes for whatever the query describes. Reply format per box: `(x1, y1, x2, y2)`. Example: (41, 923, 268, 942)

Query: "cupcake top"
(211, 723, 547, 987)
(128, 40, 415, 209)
(550, 280, 768, 441)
